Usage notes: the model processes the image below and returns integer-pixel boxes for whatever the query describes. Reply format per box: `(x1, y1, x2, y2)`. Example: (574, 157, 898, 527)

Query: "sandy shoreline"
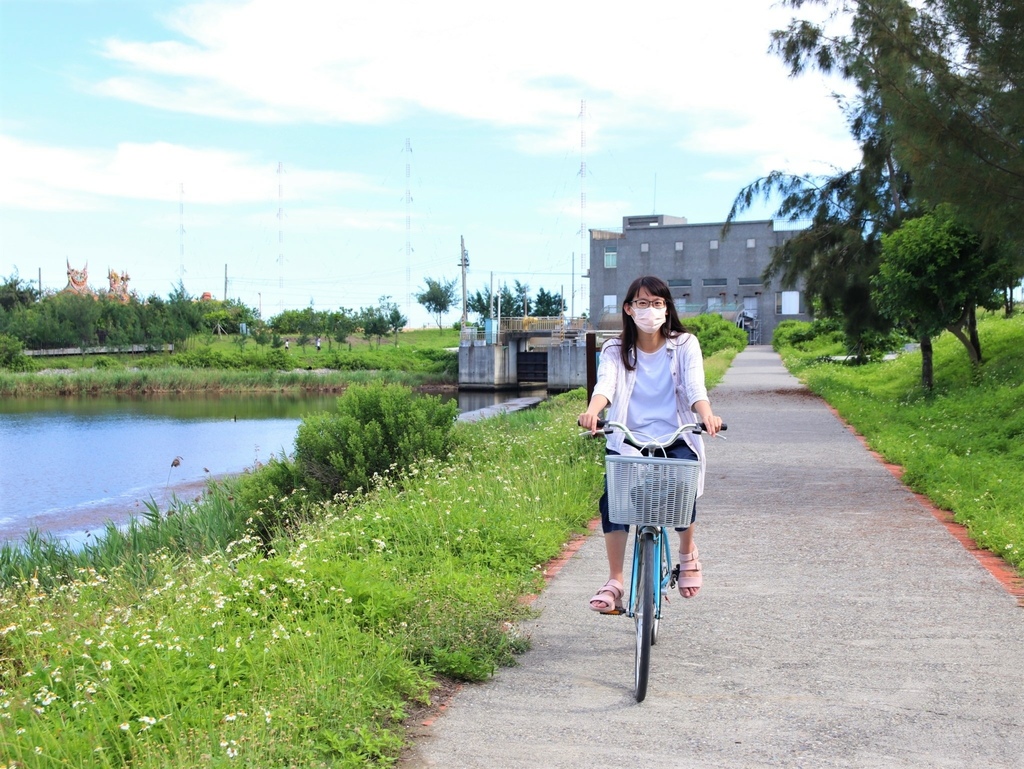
(1, 475, 229, 547)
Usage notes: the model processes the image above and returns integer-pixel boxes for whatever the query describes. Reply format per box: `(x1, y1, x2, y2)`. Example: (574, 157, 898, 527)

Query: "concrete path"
(403, 346, 1024, 768)
(457, 397, 544, 423)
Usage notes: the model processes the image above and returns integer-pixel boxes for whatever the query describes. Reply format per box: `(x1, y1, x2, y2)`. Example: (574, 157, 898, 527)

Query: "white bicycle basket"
(605, 455, 700, 528)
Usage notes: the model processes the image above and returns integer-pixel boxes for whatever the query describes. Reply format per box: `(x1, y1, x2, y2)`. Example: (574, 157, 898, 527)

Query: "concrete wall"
(589, 216, 810, 343)
(458, 343, 518, 389)
(546, 339, 589, 392)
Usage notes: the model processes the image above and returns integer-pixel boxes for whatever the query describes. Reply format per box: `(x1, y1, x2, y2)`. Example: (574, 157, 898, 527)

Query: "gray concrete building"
(588, 215, 810, 344)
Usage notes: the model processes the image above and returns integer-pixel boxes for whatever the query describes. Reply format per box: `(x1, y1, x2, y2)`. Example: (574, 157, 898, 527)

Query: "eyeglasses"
(630, 299, 667, 309)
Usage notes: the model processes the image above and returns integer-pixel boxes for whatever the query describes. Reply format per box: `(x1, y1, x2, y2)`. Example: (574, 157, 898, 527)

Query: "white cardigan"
(593, 332, 710, 497)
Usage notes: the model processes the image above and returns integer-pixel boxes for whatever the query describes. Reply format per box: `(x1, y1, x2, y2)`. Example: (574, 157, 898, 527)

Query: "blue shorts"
(599, 441, 699, 534)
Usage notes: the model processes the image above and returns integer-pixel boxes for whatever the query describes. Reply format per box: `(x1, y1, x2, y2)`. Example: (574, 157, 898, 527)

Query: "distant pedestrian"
(316, 336, 321, 352)
(284, 339, 289, 350)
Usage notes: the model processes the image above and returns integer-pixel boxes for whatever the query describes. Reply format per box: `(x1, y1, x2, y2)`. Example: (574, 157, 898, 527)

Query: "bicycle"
(588, 419, 725, 702)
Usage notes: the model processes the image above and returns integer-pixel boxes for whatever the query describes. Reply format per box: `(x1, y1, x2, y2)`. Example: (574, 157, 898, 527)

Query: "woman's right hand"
(578, 411, 602, 435)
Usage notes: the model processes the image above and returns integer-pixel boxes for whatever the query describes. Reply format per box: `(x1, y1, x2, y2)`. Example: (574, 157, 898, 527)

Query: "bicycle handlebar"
(583, 418, 727, 449)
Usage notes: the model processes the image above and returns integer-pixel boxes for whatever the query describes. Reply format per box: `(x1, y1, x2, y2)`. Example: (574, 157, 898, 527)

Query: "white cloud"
(91, 0, 855, 165)
(0, 135, 376, 211)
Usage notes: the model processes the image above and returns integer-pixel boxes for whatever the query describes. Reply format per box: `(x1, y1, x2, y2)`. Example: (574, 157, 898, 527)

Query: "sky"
(0, 0, 861, 327)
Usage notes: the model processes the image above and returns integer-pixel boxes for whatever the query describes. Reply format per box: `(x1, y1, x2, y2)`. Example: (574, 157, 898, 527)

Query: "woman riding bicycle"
(578, 275, 723, 612)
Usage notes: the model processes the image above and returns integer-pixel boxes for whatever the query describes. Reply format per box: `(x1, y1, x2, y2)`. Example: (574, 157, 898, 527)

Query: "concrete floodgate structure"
(404, 346, 1024, 769)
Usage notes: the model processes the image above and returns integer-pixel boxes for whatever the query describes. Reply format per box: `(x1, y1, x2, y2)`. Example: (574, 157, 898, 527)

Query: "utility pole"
(458, 236, 469, 326)
(223, 264, 228, 301)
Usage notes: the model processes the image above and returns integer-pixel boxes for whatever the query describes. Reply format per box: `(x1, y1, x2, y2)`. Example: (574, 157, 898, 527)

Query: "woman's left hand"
(700, 413, 723, 437)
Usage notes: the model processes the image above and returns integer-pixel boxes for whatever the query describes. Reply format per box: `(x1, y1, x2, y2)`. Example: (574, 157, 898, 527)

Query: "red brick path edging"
(826, 404, 1024, 607)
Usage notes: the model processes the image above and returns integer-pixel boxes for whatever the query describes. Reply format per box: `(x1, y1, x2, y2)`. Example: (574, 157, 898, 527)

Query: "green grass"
(0, 392, 604, 767)
(777, 310, 1023, 572)
(0, 366, 449, 397)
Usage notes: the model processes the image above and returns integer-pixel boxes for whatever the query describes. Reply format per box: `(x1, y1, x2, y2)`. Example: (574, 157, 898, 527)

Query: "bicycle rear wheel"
(633, 531, 656, 702)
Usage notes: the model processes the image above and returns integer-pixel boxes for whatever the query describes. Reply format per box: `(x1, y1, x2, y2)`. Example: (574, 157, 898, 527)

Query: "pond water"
(0, 389, 536, 545)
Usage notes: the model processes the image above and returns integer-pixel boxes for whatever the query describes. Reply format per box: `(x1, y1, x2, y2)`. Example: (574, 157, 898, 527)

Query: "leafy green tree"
(859, 0, 1024, 248)
(164, 282, 205, 345)
(55, 292, 102, 349)
(769, 0, 1024, 319)
(251, 323, 271, 347)
(0, 272, 38, 311)
(359, 306, 390, 347)
(533, 288, 565, 316)
(466, 286, 494, 319)
(416, 277, 458, 330)
(728, 0, 918, 351)
(0, 332, 33, 371)
(330, 308, 359, 347)
(379, 296, 407, 345)
(512, 280, 531, 317)
(875, 205, 1012, 388)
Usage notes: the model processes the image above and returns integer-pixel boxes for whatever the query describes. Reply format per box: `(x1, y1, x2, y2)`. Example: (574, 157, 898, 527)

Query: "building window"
(668, 278, 692, 288)
(709, 239, 719, 250)
(604, 247, 617, 269)
(640, 242, 649, 253)
(738, 277, 761, 286)
(675, 241, 684, 252)
(603, 294, 618, 313)
(776, 290, 801, 315)
(707, 296, 723, 311)
(746, 238, 756, 248)
(702, 278, 727, 287)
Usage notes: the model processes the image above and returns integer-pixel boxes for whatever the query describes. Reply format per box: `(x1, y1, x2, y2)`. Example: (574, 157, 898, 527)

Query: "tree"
(512, 280, 531, 317)
(863, 0, 1024, 248)
(769, 0, 1024, 312)
(378, 296, 407, 346)
(466, 282, 524, 319)
(533, 287, 566, 317)
(875, 205, 1012, 388)
(728, 0, 919, 353)
(359, 305, 390, 347)
(0, 272, 38, 312)
(466, 287, 494, 319)
(330, 308, 359, 347)
(416, 277, 458, 330)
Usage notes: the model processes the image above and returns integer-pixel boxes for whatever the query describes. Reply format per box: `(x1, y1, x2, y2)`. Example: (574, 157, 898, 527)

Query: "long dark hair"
(618, 275, 687, 370)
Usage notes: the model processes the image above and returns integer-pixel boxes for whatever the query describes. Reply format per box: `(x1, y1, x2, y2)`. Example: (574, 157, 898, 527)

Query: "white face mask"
(632, 306, 666, 334)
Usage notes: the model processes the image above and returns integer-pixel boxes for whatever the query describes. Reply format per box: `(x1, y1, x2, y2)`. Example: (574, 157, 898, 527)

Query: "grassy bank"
(3, 328, 460, 397)
(0, 350, 737, 768)
(0, 392, 598, 767)
(775, 311, 1023, 572)
(0, 367, 453, 397)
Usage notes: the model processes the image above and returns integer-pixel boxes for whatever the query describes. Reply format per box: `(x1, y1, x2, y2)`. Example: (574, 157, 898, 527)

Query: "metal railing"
(460, 316, 590, 346)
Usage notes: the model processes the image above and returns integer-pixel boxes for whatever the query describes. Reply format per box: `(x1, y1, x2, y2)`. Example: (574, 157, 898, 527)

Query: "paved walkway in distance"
(403, 346, 1024, 769)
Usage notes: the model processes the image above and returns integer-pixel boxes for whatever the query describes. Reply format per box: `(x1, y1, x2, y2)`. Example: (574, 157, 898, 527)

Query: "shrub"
(684, 313, 748, 356)
(91, 355, 123, 370)
(0, 333, 34, 372)
(295, 382, 458, 497)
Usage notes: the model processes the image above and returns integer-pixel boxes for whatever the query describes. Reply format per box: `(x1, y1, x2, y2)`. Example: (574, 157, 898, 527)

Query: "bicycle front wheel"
(633, 531, 656, 702)
(650, 529, 670, 647)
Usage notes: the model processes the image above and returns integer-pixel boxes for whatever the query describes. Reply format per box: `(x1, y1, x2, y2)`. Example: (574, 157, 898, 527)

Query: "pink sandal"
(589, 579, 624, 612)
(676, 548, 702, 598)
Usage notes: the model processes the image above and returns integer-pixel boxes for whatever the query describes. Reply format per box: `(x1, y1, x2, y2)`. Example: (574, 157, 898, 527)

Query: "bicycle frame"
(626, 524, 673, 623)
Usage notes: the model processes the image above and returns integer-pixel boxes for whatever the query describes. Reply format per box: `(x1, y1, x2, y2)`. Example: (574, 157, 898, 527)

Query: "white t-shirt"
(626, 345, 679, 442)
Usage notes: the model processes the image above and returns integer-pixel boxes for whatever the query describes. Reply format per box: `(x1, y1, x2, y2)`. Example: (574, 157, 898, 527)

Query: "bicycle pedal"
(600, 606, 627, 616)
